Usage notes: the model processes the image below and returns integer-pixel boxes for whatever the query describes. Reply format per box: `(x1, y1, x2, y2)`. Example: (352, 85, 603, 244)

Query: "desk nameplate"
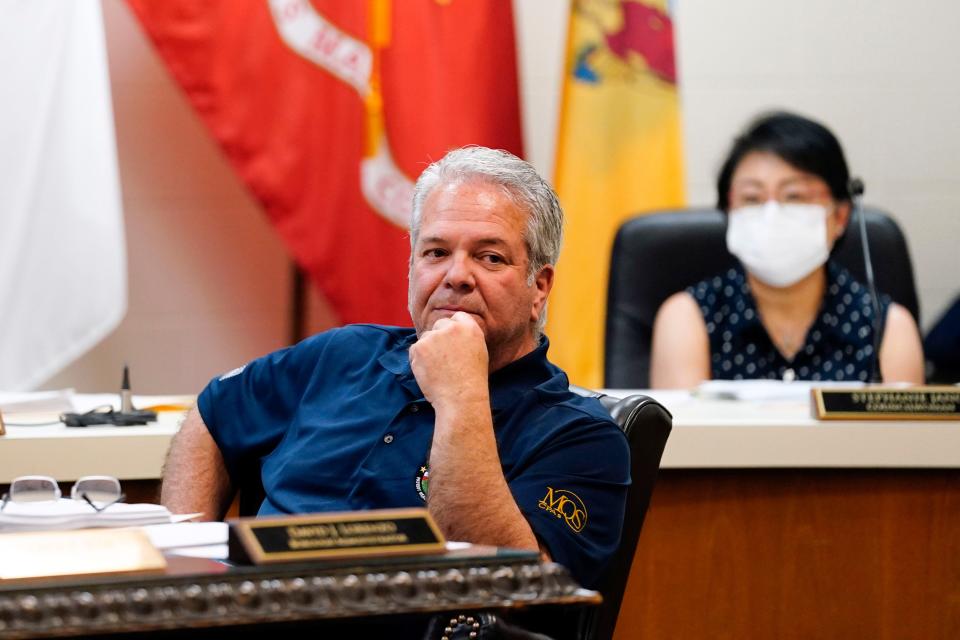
(813, 387, 960, 420)
(229, 507, 446, 565)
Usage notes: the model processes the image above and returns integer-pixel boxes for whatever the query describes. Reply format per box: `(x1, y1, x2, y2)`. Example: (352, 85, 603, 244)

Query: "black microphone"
(848, 177, 865, 198)
(849, 177, 883, 382)
(60, 365, 158, 427)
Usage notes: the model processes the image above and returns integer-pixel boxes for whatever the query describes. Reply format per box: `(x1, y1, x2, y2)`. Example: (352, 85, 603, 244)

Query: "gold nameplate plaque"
(0, 528, 167, 582)
(813, 387, 960, 420)
(228, 507, 446, 565)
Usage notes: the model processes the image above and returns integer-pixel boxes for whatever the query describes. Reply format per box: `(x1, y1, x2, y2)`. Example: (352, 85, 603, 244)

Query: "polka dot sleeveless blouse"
(687, 261, 890, 382)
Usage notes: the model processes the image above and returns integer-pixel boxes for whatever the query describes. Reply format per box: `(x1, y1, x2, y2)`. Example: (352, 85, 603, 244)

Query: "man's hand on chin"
(409, 312, 539, 551)
(409, 311, 490, 411)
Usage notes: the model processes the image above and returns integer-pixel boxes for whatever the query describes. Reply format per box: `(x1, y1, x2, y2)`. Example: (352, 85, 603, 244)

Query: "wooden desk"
(609, 390, 960, 640)
(0, 395, 187, 506)
(0, 395, 187, 484)
(615, 467, 959, 639)
(5, 390, 959, 637)
(0, 546, 599, 638)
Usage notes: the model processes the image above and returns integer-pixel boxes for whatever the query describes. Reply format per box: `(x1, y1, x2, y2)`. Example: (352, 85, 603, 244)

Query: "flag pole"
(289, 262, 306, 345)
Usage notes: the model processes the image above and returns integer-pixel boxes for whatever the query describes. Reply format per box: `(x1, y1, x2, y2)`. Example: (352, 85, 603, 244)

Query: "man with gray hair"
(162, 146, 629, 587)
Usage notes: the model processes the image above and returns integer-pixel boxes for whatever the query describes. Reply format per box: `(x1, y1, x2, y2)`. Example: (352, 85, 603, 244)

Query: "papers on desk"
(0, 391, 194, 432)
(0, 390, 195, 419)
(0, 388, 76, 413)
(695, 379, 866, 403)
(0, 499, 173, 533)
(142, 521, 229, 559)
(135, 523, 485, 561)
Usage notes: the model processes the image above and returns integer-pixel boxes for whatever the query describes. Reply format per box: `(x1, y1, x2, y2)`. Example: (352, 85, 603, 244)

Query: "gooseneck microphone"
(849, 177, 883, 382)
(848, 177, 865, 198)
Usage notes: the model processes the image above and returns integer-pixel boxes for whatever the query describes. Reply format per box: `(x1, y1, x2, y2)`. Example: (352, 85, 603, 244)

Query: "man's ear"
(530, 265, 555, 323)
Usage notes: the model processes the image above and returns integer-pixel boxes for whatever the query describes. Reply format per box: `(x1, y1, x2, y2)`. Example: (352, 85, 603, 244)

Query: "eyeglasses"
(729, 180, 834, 208)
(0, 475, 126, 513)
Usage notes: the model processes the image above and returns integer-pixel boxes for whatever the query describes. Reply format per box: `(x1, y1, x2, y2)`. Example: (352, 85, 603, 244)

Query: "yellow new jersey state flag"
(549, 0, 685, 387)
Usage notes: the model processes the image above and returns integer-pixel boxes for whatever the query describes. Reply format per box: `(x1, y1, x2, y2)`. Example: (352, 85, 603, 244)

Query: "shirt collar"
(377, 332, 555, 410)
(377, 331, 423, 397)
(488, 337, 555, 411)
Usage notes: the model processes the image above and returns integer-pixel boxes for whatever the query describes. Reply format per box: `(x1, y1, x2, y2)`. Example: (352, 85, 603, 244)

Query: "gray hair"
(410, 146, 564, 336)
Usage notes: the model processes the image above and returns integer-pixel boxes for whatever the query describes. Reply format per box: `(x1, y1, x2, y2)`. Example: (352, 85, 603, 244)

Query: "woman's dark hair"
(716, 111, 851, 211)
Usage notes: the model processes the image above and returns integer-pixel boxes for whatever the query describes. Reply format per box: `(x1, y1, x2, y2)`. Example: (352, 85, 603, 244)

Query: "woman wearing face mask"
(650, 111, 925, 388)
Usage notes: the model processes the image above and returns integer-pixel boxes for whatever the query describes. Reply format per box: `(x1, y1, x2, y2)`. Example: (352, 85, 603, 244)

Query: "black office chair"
(570, 387, 673, 640)
(604, 207, 921, 389)
(924, 294, 960, 383)
(237, 470, 267, 518)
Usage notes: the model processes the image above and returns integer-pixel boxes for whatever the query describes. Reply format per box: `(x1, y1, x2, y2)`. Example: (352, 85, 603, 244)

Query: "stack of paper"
(695, 379, 866, 403)
(0, 499, 172, 532)
(142, 521, 228, 559)
(0, 388, 76, 414)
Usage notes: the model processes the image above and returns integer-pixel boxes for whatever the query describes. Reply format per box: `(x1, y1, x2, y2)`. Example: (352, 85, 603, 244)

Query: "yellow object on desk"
(141, 403, 193, 413)
(134, 394, 195, 414)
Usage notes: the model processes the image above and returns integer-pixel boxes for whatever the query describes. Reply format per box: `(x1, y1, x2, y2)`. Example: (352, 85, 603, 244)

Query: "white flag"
(0, 1, 126, 390)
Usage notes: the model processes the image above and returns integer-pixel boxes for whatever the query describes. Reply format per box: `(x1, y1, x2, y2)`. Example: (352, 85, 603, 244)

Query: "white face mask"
(726, 201, 830, 288)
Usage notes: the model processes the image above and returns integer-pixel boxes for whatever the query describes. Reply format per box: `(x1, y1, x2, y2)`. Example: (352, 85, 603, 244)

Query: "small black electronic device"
(61, 407, 157, 427)
(60, 364, 158, 427)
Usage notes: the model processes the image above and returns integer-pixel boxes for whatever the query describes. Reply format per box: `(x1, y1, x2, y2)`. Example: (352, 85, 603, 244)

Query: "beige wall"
(674, 0, 960, 329)
(45, 0, 960, 392)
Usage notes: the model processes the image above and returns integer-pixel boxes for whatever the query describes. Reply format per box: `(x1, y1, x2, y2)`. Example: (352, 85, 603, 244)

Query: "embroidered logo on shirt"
(538, 487, 587, 533)
(415, 465, 430, 501)
(218, 364, 246, 381)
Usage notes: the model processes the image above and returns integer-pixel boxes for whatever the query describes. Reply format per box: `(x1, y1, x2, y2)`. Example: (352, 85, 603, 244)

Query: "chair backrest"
(924, 294, 960, 383)
(604, 207, 920, 389)
(238, 467, 266, 517)
(571, 387, 673, 640)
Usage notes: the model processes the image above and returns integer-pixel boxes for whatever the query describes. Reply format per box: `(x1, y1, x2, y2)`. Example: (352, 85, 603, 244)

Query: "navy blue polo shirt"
(197, 324, 630, 587)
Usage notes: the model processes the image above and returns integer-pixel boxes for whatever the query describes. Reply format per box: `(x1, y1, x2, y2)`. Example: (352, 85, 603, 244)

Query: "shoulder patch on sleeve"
(218, 364, 246, 381)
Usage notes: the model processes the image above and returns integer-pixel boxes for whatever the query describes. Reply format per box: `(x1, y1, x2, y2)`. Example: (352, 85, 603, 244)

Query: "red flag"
(126, 0, 523, 326)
